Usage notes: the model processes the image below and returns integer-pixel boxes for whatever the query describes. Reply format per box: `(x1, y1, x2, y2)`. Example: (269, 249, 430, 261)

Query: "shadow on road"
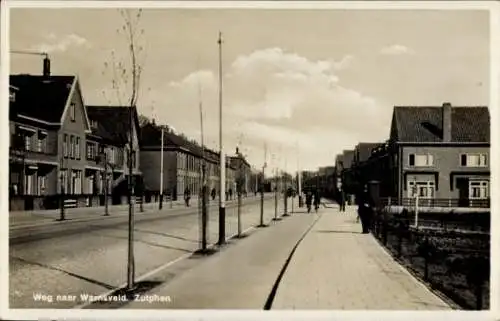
(86, 231, 193, 253)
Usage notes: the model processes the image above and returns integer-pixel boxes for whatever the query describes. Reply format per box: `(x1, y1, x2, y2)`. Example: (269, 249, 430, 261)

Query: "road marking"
(74, 219, 261, 309)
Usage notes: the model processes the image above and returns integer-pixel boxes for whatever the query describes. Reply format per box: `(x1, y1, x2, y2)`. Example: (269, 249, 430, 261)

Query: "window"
(69, 136, 74, 158)
(408, 180, 435, 199)
(38, 175, 46, 195)
(37, 131, 47, 153)
(469, 180, 489, 199)
(91, 120, 98, 128)
(63, 134, 68, 157)
(460, 153, 488, 167)
(409, 154, 433, 167)
(70, 103, 76, 121)
(24, 135, 31, 151)
(9, 91, 15, 102)
(109, 147, 115, 164)
(75, 137, 81, 159)
(73, 170, 82, 194)
(61, 169, 68, 193)
(87, 142, 96, 160)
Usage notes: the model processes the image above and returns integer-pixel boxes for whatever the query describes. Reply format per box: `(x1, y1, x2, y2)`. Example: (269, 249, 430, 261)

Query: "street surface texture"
(123, 205, 320, 309)
(272, 204, 452, 310)
(9, 195, 279, 309)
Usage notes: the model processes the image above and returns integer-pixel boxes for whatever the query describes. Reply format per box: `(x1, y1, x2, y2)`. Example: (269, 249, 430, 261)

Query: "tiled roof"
(9, 74, 75, 123)
(86, 106, 140, 146)
(139, 123, 221, 164)
(393, 106, 490, 143)
(355, 143, 380, 163)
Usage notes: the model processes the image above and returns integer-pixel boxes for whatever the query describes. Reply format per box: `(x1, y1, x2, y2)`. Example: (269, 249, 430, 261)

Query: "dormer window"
(70, 103, 76, 122)
(91, 120, 98, 128)
(9, 91, 15, 102)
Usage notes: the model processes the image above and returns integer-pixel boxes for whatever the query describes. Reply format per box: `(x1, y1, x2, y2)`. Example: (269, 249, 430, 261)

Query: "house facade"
(85, 106, 142, 205)
(139, 122, 236, 201)
(357, 102, 490, 207)
(9, 73, 93, 210)
(9, 67, 143, 211)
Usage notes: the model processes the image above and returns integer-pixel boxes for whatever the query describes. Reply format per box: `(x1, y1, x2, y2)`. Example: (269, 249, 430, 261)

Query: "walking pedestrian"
(313, 188, 321, 212)
(356, 185, 373, 233)
(305, 189, 313, 213)
(339, 188, 346, 212)
(184, 187, 191, 207)
(211, 188, 216, 201)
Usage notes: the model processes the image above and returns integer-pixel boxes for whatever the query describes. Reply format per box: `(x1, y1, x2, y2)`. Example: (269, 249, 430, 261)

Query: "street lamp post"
(159, 126, 164, 210)
(258, 143, 267, 227)
(126, 105, 136, 291)
(217, 31, 226, 246)
(102, 149, 110, 216)
(58, 156, 66, 221)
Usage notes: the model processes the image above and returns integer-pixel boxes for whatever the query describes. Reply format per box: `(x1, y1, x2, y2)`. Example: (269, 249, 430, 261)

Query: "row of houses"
(314, 102, 490, 208)
(9, 60, 257, 211)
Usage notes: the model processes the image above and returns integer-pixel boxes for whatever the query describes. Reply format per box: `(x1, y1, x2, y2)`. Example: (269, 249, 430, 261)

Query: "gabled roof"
(86, 106, 140, 146)
(355, 143, 380, 163)
(392, 106, 490, 143)
(9, 74, 75, 124)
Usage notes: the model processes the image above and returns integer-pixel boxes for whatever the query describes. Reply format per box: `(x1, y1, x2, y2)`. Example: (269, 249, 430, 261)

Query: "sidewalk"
(121, 203, 453, 310)
(9, 194, 264, 228)
(272, 205, 452, 310)
(122, 206, 319, 309)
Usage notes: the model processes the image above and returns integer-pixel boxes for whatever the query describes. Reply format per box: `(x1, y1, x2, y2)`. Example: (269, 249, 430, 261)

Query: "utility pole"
(217, 31, 226, 246)
(58, 156, 66, 221)
(297, 142, 303, 208)
(273, 166, 280, 221)
(159, 126, 164, 210)
(283, 157, 289, 217)
(198, 78, 209, 251)
(104, 150, 109, 216)
(258, 143, 267, 227)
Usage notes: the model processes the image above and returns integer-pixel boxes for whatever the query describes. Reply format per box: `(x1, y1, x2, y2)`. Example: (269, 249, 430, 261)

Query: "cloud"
(379, 44, 415, 55)
(31, 33, 91, 53)
(146, 48, 391, 171)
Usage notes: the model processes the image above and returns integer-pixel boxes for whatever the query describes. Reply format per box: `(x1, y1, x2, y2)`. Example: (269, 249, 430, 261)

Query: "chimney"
(442, 102, 452, 142)
(236, 147, 239, 155)
(43, 57, 51, 77)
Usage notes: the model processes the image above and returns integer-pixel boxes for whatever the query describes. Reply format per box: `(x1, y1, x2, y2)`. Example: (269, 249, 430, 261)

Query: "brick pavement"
(272, 204, 452, 310)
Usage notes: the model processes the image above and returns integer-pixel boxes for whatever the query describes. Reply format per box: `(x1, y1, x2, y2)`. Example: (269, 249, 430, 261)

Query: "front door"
(456, 177, 469, 207)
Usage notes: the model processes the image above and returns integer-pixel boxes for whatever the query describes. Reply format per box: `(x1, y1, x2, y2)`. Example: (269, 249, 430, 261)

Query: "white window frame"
(469, 180, 489, 199)
(75, 137, 80, 159)
(70, 103, 76, 121)
(38, 175, 46, 195)
(109, 147, 115, 164)
(24, 135, 31, 151)
(409, 153, 434, 167)
(37, 131, 47, 153)
(407, 180, 435, 199)
(63, 134, 68, 157)
(460, 153, 488, 168)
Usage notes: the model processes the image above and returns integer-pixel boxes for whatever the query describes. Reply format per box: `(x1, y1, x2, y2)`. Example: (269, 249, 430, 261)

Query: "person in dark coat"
(356, 185, 373, 233)
(339, 188, 346, 212)
(184, 187, 191, 207)
(305, 189, 313, 213)
(313, 189, 321, 212)
(211, 188, 216, 201)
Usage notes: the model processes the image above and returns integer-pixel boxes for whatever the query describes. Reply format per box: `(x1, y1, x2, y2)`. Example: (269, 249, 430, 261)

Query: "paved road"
(9, 196, 285, 308)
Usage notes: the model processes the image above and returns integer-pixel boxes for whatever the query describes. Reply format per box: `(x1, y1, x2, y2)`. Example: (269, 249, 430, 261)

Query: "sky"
(8, 7, 490, 172)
